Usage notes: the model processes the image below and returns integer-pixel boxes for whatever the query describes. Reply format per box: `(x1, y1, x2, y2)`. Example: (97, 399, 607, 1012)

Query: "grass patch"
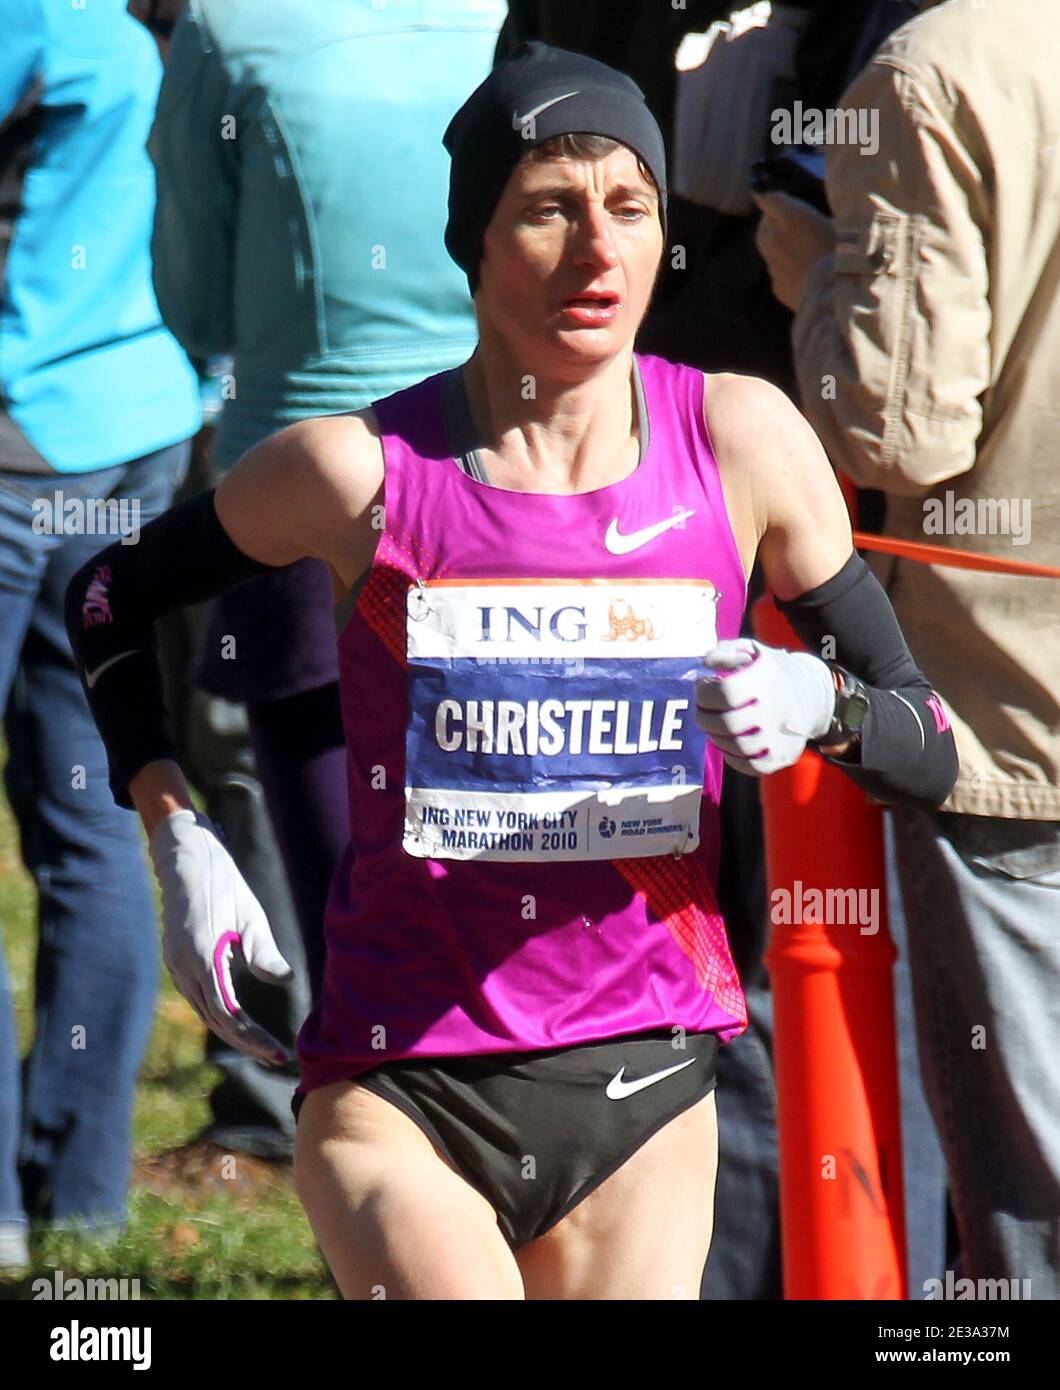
(7, 1187, 333, 1301)
(0, 743, 333, 1300)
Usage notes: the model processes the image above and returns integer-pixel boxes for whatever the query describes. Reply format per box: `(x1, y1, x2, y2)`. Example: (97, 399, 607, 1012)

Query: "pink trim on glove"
(213, 932, 242, 1014)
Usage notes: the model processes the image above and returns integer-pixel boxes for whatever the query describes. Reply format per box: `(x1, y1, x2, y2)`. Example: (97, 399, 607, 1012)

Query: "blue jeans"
(0, 442, 189, 1231)
(884, 811, 949, 1295)
(891, 806, 1060, 1298)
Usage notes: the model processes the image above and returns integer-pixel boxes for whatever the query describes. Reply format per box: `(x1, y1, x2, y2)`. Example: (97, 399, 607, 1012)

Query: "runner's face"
(477, 146, 663, 369)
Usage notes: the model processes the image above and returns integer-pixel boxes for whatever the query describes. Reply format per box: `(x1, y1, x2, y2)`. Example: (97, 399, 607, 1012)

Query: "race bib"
(404, 578, 719, 862)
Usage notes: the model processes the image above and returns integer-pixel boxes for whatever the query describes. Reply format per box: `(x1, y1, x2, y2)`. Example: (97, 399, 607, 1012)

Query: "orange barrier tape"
(852, 531, 1060, 579)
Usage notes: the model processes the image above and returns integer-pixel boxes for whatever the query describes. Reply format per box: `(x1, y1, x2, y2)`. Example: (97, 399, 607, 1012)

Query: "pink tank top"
(296, 352, 748, 1094)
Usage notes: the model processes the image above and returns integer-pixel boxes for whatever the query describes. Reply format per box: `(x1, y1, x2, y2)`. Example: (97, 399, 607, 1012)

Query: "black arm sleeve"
(775, 551, 960, 809)
(64, 488, 278, 808)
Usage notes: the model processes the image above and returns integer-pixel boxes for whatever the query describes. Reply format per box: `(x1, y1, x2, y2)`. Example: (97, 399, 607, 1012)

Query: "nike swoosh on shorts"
(85, 649, 139, 689)
(605, 1056, 697, 1101)
(512, 92, 580, 129)
(604, 510, 697, 555)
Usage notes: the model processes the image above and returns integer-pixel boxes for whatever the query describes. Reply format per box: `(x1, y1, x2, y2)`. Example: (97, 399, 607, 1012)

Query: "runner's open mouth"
(562, 293, 620, 308)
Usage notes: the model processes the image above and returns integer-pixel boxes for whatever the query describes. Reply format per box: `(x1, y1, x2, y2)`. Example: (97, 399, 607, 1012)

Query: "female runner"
(67, 42, 957, 1299)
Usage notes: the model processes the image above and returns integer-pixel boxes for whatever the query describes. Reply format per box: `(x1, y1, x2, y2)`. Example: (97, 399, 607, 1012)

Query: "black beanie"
(443, 41, 668, 293)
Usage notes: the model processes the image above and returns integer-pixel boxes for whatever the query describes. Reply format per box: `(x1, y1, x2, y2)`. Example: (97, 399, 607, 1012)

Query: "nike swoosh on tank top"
(296, 352, 749, 1094)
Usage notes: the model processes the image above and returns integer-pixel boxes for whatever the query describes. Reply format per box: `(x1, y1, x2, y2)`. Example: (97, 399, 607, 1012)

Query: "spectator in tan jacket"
(755, 0, 1060, 1296)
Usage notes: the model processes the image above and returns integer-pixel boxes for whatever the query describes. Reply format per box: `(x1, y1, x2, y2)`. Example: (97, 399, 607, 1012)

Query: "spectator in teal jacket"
(151, 0, 503, 473)
(147, 0, 504, 1011)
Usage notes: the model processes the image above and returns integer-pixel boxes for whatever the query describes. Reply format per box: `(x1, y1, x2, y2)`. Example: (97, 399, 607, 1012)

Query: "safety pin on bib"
(408, 575, 433, 622)
(672, 825, 696, 859)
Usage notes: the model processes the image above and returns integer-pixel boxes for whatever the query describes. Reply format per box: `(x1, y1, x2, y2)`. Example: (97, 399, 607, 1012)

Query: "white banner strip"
(404, 784, 702, 862)
(407, 580, 719, 661)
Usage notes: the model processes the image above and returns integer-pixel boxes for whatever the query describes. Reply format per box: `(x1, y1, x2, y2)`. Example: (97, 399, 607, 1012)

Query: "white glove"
(148, 809, 294, 1065)
(695, 638, 837, 777)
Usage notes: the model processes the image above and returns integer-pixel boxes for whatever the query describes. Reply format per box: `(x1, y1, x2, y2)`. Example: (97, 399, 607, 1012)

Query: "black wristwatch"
(811, 664, 871, 749)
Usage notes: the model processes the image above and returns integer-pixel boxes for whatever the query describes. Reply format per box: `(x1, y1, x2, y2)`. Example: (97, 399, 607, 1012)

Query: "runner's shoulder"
(702, 371, 806, 458)
(267, 408, 384, 517)
(702, 370, 836, 493)
(215, 408, 384, 575)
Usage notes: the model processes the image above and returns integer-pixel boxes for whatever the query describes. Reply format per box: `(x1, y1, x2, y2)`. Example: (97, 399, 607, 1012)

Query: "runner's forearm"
(776, 552, 959, 807)
(63, 488, 277, 808)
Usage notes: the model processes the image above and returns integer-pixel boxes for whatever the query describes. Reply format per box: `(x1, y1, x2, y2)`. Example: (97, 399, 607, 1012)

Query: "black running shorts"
(293, 1027, 719, 1248)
